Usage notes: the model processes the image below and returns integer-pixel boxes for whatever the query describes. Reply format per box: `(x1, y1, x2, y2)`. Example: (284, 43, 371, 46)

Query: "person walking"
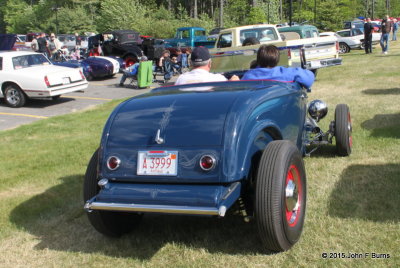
(392, 19, 398, 41)
(364, 18, 374, 54)
(380, 15, 392, 54)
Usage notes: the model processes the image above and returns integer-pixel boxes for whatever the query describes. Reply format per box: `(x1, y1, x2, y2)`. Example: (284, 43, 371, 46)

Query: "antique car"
(53, 56, 121, 81)
(89, 30, 144, 67)
(0, 51, 88, 107)
(83, 80, 352, 252)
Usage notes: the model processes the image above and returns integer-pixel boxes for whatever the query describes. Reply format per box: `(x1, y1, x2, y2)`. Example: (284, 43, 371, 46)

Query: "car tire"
(52, 95, 61, 101)
(124, 55, 137, 67)
(85, 73, 93, 81)
(334, 104, 352, 156)
(360, 40, 365, 50)
(255, 140, 307, 252)
(4, 84, 27, 108)
(339, 43, 350, 54)
(83, 149, 142, 237)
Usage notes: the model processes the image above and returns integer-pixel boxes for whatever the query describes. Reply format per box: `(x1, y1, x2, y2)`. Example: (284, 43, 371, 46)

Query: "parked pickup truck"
(210, 24, 342, 73)
(163, 27, 215, 53)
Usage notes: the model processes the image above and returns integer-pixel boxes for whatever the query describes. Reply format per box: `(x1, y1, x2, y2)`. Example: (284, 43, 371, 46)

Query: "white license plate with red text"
(137, 150, 178, 176)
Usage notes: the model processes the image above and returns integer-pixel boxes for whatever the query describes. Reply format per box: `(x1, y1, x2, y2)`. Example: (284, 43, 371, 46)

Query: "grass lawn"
(0, 43, 399, 268)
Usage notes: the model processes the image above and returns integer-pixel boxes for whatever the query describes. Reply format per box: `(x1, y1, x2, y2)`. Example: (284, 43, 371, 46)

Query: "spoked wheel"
(83, 149, 142, 237)
(4, 84, 27, 108)
(124, 55, 137, 67)
(255, 140, 307, 252)
(339, 43, 350, 54)
(334, 104, 352, 156)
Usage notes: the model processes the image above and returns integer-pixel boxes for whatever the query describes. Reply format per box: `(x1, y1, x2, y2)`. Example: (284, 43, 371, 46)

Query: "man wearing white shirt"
(175, 46, 239, 85)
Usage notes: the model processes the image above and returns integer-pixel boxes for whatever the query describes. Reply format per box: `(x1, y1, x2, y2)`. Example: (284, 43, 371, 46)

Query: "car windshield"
(12, 54, 51, 69)
(240, 27, 279, 43)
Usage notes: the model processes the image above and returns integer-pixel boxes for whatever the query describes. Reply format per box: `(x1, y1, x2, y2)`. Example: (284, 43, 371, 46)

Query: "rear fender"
(222, 120, 283, 183)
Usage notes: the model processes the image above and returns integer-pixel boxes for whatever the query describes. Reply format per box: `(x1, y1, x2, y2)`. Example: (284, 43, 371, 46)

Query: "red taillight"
(79, 70, 85, 80)
(107, 156, 121, 170)
(44, 76, 50, 87)
(287, 48, 291, 60)
(200, 155, 216, 171)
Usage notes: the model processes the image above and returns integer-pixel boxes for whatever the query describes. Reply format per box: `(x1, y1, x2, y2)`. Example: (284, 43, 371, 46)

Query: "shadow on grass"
(361, 113, 400, 139)
(306, 145, 338, 158)
(362, 88, 400, 95)
(328, 163, 400, 222)
(10, 175, 267, 259)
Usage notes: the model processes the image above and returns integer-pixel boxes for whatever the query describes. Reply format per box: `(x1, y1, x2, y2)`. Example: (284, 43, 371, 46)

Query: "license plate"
(63, 77, 70, 84)
(137, 150, 178, 176)
(310, 61, 321, 68)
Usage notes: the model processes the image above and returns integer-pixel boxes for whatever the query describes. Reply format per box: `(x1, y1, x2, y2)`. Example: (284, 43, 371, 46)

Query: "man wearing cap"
(175, 46, 239, 85)
(119, 56, 148, 86)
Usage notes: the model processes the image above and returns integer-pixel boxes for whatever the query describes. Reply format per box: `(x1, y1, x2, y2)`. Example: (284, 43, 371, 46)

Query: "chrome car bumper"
(84, 181, 241, 217)
(306, 58, 342, 69)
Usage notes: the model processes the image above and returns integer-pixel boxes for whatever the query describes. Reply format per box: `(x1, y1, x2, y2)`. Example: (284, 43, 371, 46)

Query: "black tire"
(360, 40, 365, 50)
(52, 95, 61, 101)
(255, 140, 307, 252)
(83, 149, 142, 237)
(4, 84, 27, 107)
(339, 43, 350, 54)
(334, 104, 352, 156)
(85, 73, 93, 81)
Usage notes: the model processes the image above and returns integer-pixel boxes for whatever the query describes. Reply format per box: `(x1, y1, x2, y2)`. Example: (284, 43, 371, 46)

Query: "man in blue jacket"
(242, 45, 315, 89)
(119, 56, 148, 86)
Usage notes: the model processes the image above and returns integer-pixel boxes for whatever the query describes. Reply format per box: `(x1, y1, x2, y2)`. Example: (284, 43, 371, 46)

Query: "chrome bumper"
(84, 198, 227, 216)
(306, 58, 342, 69)
(84, 181, 241, 217)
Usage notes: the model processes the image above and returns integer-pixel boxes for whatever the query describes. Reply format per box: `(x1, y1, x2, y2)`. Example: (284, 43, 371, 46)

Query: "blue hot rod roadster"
(83, 80, 352, 252)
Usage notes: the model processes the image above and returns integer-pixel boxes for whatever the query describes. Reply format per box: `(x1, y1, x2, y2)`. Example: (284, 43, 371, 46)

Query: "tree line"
(0, 0, 398, 37)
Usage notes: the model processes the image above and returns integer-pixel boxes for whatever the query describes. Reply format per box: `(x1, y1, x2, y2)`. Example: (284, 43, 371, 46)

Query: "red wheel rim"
(125, 58, 136, 67)
(285, 164, 302, 227)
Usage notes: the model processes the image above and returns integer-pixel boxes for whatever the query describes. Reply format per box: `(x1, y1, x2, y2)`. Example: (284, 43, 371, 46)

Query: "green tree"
(96, 0, 149, 32)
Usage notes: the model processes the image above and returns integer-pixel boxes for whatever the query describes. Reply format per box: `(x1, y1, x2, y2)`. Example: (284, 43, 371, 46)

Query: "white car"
(0, 51, 88, 107)
(321, 29, 380, 54)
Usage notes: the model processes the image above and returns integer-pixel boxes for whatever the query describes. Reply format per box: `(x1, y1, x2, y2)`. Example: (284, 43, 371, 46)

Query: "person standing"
(364, 18, 374, 54)
(37, 32, 49, 57)
(75, 33, 82, 49)
(48, 33, 62, 59)
(30, 34, 39, 52)
(380, 15, 392, 54)
(392, 19, 398, 41)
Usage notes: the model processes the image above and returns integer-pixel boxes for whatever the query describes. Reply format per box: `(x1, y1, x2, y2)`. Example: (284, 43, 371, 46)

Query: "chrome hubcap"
(6, 88, 20, 105)
(285, 166, 300, 225)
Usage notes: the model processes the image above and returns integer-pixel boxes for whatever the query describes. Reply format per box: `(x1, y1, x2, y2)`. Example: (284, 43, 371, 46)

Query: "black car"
(89, 30, 143, 67)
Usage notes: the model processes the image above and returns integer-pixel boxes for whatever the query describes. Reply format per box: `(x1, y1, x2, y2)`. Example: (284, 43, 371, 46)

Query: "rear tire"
(4, 85, 26, 107)
(339, 43, 350, 54)
(255, 140, 307, 252)
(83, 149, 142, 237)
(334, 104, 352, 156)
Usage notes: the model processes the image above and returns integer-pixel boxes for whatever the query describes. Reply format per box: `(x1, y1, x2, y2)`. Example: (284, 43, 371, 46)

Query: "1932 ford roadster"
(83, 80, 352, 252)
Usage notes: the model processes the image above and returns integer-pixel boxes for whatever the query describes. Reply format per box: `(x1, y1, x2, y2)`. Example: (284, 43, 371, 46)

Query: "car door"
(211, 31, 238, 72)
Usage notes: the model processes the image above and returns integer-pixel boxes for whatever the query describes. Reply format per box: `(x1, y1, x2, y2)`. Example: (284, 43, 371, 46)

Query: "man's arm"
(294, 68, 315, 89)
